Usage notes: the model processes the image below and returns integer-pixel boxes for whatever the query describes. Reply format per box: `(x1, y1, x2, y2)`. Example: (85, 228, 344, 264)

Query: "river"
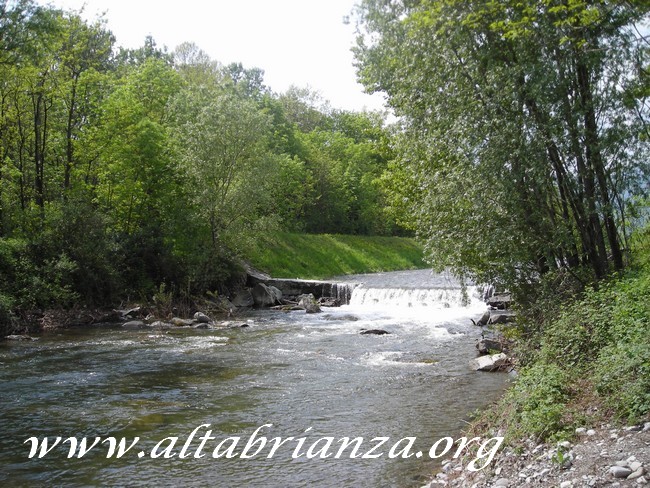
(0, 269, 509, 487)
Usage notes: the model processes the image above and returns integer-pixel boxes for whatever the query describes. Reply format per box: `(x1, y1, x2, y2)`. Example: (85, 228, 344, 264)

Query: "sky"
(38, 0, 387, 112)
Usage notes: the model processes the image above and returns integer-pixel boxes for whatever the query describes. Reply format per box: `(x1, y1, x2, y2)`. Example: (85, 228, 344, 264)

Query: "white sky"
(38, 0, 387, 112)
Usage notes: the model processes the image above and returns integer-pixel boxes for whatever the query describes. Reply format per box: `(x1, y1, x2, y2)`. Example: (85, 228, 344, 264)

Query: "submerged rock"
(5, 334, 38, 341)
(122, 320, 146, 329)
(360, 329, 391, 335)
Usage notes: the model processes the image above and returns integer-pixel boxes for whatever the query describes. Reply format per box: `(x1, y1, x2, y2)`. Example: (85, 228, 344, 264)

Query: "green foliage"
(595, 340, 650, 421)
(483, 236, 650, 440)
(245, 232, 425, 279)
(354, 0, 650, 287)
(0, 2, 407, 327)
(502, 362, 571, 441)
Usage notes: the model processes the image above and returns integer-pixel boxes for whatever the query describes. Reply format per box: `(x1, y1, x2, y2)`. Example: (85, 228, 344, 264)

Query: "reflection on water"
(0, 270, 509, 487)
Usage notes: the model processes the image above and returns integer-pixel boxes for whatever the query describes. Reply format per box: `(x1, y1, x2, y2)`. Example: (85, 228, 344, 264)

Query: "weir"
(247, 270, 359, 304)
(348, 285, 475, 309)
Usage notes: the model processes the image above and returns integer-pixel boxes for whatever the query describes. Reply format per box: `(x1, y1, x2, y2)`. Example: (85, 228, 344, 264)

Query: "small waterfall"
(337, 269, 482, 309)
(349, 285, 476, 309)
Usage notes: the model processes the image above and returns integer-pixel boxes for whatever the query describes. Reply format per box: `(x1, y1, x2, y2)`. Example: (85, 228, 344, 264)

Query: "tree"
(171, 87, 273, 250)
(354, 0, 650, 286)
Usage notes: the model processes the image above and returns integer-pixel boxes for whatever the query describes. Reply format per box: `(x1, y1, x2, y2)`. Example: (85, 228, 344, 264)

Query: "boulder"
(193, 311, 211, 323)
(211, 295, 235, 312)
(488, 311, 516, 325)
(487, 293, 512, 310)
(471, 353, 510, 372)
(476, 338, 504, 355)
(171, 317, 194, 327)
(298, 293, 321, 313)
(232, 289, 254, 308)
(252, 283, 277, 308)
(268, 286, 283, 303)
(476, 310, 491, 326)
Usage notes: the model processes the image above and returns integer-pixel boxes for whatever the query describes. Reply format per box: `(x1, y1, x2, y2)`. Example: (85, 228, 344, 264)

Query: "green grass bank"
(244, 232, 426, 279)
(477, 228, 650, 443)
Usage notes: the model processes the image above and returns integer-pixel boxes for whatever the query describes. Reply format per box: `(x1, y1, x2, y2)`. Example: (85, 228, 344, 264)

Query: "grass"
(475, 227, 650, 444)
(244, 232, 426, 279)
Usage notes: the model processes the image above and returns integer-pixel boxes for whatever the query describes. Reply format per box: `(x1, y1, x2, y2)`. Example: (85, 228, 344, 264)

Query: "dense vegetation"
(353, 0, 650, 437)
(246, 232, 425, 279)
(0, 0, 405, 333)
(482, 228, 650, 440)
(354, 0, 650, 289)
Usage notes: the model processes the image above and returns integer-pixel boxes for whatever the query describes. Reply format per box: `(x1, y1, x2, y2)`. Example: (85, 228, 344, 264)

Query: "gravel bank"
(426, 423, 650, 487)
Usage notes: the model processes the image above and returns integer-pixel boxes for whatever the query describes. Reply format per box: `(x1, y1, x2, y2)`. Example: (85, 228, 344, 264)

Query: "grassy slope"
(479, 229, 650, 443)
(244, 232, 426, 279)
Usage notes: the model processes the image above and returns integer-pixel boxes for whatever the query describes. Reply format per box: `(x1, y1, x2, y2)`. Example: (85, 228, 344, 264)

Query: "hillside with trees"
(0, 0, 406, 333)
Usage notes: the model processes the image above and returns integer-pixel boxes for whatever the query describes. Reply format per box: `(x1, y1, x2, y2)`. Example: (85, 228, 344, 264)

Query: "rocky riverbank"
(427, 423, 650, 487)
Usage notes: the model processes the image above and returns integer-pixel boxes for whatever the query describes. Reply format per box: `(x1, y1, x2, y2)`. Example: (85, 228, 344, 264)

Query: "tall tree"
(354, 0, 650, 285)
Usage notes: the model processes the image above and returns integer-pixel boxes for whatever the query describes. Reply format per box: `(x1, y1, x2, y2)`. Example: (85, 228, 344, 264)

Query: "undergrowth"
(476, 228, 650, 444)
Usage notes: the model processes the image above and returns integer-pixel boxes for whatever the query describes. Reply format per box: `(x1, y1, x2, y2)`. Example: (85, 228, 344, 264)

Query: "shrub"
(504, 362, 571, 441)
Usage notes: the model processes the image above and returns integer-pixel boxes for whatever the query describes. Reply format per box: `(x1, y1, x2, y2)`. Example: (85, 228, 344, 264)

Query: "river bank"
(431, 423, 650, 486)
(423, 238, 650, 487)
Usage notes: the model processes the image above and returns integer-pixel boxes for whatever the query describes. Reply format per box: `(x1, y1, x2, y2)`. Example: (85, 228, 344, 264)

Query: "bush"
(504, 362, 571, 441)
(595, 340, 650, 421)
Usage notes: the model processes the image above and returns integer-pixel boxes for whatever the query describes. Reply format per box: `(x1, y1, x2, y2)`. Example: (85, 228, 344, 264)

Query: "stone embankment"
(471, 293, 516, 372)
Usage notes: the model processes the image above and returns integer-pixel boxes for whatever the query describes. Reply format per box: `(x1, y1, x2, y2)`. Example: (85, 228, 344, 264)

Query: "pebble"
(560, 481, 573, 488)
(629, 468, 646, 480)
(643, 423, 650, 432)
(494, 478, 510, 487)
(630, 462, 643, 471)
(576, 427, 587, 435)
(637, 476, 648, 484)
(587, 429, 597, 436)
(611, 466, 633, 478)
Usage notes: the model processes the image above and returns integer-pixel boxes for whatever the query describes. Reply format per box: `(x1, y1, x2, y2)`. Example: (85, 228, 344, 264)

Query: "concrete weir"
(246, 270, 358, 305)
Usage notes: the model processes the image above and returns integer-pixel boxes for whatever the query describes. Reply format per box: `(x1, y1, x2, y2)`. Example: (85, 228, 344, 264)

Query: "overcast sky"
(37, 0, 387, 112)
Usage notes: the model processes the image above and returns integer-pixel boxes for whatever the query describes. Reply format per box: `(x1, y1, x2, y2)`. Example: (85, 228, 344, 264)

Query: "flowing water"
(0, 270, 509, 487)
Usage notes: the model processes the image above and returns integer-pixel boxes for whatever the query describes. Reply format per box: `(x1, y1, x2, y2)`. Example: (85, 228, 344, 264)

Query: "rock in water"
(298, 293, 321, 313)
(476, 338, 503, 355)
(5, 334, 38, 341)
(360, 329, 391, 335)
(171, 317, 194, 327)
(471, 353, 510, 371)
(477, 310, 491, 326)
(122, 320, 146, 329)
(252, 283, 277, 308)
(193, 311, 211, 323)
